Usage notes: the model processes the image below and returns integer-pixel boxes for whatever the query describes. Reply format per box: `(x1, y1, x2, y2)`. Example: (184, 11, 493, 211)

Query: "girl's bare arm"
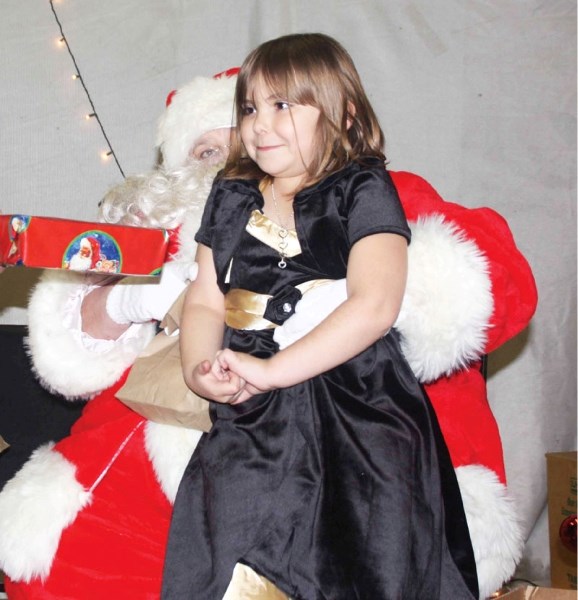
(180, 243, 244, 401)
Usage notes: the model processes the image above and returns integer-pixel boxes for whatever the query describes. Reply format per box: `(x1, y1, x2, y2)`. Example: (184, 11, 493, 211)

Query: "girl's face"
(240, 77, 320, 188)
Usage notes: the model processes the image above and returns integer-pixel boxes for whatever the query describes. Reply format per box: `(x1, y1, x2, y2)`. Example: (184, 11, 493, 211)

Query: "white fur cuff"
(396, 215, 493, 383)
(144, 421, 202, 503)
(0, 444, 91, 582)
(26, 270, 156, 399)
(457, 465, 524, 599)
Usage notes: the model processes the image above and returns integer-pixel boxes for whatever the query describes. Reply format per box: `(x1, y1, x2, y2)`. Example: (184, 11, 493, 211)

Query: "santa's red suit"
(0, 77, 537, 599)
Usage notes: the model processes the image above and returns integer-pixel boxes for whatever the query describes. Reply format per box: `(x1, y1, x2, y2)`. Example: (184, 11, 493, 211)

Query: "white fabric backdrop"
(0, 0, 576, 587)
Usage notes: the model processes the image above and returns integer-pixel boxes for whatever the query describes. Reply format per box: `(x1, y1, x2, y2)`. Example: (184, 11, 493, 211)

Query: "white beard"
(68, 253, 92, 271)
(98, 160, 222, 234)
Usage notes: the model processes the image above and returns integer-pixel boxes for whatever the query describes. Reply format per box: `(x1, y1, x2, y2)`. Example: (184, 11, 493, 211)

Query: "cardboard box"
(0, 215, 169, 277)
(546, 451, 577, 590)
(498, 583, 577, 598)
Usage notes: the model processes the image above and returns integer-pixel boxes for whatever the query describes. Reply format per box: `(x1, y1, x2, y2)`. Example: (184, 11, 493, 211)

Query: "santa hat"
(80, 237, 101, 269)
(156, 68, 238, 170)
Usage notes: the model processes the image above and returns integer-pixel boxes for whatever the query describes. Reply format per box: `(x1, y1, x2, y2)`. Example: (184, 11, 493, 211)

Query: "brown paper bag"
(222, 564, 290, 599)
(116, 290, 212, 431)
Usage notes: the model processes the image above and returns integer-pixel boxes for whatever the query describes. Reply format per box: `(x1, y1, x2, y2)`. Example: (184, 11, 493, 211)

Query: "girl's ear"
(346, 101, 356, 129)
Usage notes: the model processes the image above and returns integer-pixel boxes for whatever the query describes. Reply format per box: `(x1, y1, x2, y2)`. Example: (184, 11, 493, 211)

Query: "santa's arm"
(389, 171, 537, 381)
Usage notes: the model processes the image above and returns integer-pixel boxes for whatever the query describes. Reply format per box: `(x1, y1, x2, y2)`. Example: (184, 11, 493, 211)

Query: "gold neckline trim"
(246, 210, 301, 258)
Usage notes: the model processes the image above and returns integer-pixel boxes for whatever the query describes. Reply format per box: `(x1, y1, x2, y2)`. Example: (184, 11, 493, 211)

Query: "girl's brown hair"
(222, 33, 386, 189)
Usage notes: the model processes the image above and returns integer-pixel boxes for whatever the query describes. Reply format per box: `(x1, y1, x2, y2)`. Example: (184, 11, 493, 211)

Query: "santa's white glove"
(105, 261, 198, 324)
(273, 279, 348, 349)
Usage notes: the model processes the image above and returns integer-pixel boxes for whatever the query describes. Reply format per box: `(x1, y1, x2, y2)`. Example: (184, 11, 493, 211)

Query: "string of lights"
(49, 0, 125, 178)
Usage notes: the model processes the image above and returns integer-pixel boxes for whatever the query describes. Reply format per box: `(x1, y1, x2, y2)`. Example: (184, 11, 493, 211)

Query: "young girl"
(162, 33, 478, 599)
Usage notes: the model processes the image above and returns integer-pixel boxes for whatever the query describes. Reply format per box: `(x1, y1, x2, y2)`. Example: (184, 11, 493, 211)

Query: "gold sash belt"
(225, 279, 333, 330)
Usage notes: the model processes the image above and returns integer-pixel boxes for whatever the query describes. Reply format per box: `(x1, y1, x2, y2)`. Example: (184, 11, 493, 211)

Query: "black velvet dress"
(161, 159, 478, 600)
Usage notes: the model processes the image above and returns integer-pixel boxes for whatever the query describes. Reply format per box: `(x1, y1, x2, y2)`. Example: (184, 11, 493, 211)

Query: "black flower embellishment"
(264, 285, 302, 325)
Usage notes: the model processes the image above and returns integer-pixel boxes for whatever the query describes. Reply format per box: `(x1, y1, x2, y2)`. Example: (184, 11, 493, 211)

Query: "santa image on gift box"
(64, 233, 121, 273)
(65, 236, 102, 271)
(6, 215, 29, 265)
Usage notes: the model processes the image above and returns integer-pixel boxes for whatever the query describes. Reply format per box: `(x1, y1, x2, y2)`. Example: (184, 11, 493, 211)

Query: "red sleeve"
(390, 170, 537, 353)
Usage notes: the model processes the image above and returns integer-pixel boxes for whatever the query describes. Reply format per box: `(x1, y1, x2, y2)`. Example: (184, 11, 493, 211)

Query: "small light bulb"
(85, 113, 96, 120)
(101, 150, 113, 160)
(72, 74, 80, 80)
(58, 37, 65, 45)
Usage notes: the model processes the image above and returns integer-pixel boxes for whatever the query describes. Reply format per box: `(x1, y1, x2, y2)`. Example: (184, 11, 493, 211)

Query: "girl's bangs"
(244, 56, 315, 106)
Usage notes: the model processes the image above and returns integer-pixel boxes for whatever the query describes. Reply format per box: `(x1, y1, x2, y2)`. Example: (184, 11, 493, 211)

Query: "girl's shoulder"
(208, 176, 263, 210)
(196, 176, 263, 245)
(296, 158, 394, 204)
(212, 174, 261, 195)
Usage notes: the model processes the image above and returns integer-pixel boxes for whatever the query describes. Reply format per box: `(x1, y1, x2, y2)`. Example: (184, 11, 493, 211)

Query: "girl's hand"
(189, 358, 246, 404)
(226, 380, 263, 405)
(214, 349, 270, 404)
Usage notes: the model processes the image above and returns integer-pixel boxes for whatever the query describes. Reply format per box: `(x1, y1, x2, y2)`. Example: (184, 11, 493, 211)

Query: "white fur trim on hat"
(395, 215, 493, 383)
(156, 75, 237, 170)
(0, 444, 91, 582)
(456, 464, 524, 599)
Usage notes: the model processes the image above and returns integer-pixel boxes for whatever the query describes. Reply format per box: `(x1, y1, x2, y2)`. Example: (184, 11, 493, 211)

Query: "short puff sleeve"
(345, 165, 411, 247)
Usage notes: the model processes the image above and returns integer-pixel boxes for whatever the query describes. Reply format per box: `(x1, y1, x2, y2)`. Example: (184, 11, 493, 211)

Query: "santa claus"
(66, 236, 101, 271)
(5, 216, 27, 265)
(0, 68, 536, 599)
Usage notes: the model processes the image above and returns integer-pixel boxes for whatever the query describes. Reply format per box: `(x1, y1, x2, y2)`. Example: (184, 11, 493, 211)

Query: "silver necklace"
(271, 181, 294, 269)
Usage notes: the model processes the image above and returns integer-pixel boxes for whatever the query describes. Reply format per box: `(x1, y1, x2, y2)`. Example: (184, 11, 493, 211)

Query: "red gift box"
(0, 215, 169, 277)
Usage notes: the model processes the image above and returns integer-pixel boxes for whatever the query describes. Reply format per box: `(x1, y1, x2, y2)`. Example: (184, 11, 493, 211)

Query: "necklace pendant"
(271, 181, 292, 271)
